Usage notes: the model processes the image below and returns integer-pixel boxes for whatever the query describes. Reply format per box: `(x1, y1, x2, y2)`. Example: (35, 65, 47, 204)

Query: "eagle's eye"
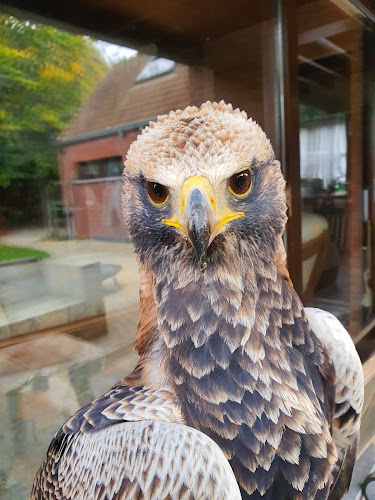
(228, 169, 252, 197)
(147, 181, 169, 205)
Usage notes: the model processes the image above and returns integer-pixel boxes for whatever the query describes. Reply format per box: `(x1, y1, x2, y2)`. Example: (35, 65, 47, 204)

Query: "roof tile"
(58, 55, 191, 141)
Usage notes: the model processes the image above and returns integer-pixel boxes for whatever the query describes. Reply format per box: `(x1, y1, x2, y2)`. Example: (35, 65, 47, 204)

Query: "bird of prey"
(31, 101, 364, 499)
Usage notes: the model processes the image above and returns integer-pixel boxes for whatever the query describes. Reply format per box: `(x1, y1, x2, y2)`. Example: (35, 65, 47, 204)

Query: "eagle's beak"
(183, 186, 214, 271)
(162, 176, 244, 271)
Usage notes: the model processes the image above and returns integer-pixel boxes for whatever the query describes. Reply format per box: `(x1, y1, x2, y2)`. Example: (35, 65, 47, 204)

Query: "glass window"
(106, 157, 123, 177)
(0, 2, 374, 497)
(77, 159, 104, 179)
(296, 0, 375, 344)
(76, 156, 123, 180)
(135, 57, 176, 83)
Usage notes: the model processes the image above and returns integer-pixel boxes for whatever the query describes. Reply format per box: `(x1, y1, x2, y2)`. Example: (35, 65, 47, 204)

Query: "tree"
(0, 14, 107, 187)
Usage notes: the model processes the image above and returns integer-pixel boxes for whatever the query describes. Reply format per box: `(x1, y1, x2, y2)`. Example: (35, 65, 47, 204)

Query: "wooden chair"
(301, 213, 329, 303)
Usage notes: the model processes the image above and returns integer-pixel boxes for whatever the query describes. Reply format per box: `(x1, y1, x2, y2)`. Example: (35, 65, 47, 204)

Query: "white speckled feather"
(305, 307, 364, 449)
(39, 421, 241, 500)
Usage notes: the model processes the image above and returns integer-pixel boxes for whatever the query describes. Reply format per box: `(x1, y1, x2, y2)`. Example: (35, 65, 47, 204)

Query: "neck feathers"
(134, 235, 336, 497)
(135, 233, 297, 381)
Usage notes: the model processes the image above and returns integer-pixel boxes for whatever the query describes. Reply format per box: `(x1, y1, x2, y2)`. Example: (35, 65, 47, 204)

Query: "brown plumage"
(31, 101, 363, 499)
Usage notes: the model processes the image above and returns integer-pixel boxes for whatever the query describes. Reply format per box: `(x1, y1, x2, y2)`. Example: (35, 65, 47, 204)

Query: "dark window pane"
(76, 157, 122, 179)
(77, 160, 104, 179)
(106, 157, 123, 177)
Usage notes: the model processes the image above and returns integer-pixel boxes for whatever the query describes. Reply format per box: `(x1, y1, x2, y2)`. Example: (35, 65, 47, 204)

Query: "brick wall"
(58, 132, 139, 239)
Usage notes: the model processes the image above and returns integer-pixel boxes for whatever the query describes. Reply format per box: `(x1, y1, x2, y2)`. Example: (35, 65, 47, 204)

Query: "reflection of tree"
(299, 104, 327, 123)
(0, 14, 107, 188)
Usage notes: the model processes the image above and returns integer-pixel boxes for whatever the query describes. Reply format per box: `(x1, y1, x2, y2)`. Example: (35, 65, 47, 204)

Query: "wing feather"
(305, 307, 364, 445)
(59, 384, 181, 437)
(305, 307, 364, 498)
(31, 421, 241, 500)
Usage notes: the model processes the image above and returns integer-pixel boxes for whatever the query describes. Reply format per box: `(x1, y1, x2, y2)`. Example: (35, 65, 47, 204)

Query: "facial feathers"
(122, 100, 287, 269)
(125, 101, 274, 181)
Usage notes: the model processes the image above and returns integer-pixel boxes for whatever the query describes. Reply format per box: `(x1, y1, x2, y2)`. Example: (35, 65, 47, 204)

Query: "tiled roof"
(58, 55, 191, 142)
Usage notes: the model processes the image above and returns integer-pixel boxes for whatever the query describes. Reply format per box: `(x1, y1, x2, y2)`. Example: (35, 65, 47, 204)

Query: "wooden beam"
(299, 18, 358, 45)
(333, 0, 375, 24)
(298, 55, 345, 78)
(330, 0, 364, 19)
(318, 37, 347, 55)
(281, 0, 303, 296)
(347, 28, 363, 336)
(0, 2, 202, 65)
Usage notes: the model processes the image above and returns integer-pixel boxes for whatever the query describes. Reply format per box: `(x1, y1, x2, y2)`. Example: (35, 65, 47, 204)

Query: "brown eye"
(147, 181, 169, 205)
(228, 169, 252, 197)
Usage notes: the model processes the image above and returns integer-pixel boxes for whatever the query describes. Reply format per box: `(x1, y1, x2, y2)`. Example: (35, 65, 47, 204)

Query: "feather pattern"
(305, 308, 364, 499)
(152, 233, 337, 499)
(31, 101, 363, 500)
(57, 384, 182, 436)
(305, 308, 363, 444)
(32, 421, 241, 499)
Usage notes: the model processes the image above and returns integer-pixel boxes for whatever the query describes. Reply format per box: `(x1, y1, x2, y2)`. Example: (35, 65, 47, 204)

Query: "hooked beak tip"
(186, 187, 213, 271)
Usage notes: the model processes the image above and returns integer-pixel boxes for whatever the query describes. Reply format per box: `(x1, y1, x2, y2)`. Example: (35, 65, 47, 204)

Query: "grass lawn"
(0, 244, 50, 262)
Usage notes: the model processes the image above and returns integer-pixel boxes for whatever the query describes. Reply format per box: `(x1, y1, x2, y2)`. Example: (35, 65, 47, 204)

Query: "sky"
(93, 40, 138, 65)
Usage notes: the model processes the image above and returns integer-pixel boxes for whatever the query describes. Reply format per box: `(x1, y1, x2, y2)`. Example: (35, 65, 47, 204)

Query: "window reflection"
(135, 57, 176, 83)
(0, 1, 374, 497)
(296, 0, 374, 337)
(300, 114, 347, 190)
(76, 157, 123, 180)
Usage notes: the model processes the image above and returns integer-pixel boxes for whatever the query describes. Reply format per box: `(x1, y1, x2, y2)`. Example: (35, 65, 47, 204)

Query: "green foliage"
(0, 15, 107, 187)
(0, 244, 50, 262)
(299, 104, 327, 124)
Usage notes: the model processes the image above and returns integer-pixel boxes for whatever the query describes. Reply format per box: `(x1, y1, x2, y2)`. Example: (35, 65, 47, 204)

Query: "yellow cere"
(161, 217, 186, 234)
(162, 176, 216, 234)
(179, 176, 217, 214)
(216, 210, 244, 232)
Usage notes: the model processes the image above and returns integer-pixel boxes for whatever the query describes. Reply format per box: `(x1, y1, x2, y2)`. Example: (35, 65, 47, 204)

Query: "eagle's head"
(122, 101, 287, 273)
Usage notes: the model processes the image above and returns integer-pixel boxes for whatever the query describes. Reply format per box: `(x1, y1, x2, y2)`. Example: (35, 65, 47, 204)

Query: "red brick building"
(57, 55, 214, 240)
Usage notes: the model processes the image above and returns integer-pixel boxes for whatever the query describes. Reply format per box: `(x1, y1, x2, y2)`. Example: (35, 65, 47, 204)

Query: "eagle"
(31, 101, 364, 499)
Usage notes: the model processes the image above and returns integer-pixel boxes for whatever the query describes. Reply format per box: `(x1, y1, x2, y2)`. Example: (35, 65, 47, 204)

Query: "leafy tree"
(0, 14, 107, 187)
